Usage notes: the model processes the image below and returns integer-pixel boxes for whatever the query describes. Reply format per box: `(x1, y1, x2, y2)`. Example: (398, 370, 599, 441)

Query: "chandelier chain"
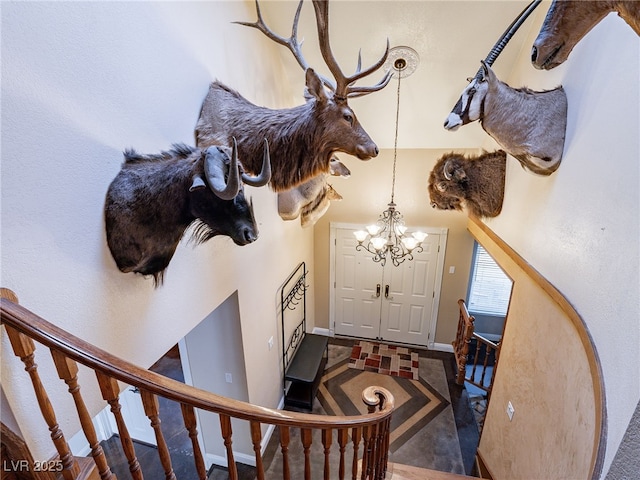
(391, 71, 401, 204)
(352, 47, 425, 268)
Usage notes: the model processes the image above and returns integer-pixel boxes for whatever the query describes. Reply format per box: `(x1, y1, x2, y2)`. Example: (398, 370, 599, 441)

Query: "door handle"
(385, 285, 394, 301)
(372, 284, 381, 298)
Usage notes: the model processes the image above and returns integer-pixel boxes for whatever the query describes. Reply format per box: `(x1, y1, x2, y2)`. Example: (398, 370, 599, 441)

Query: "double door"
(332, 225, 447, 347)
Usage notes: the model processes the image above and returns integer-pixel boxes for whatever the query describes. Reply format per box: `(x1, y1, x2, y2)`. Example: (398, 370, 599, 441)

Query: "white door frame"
(330, 222, 448, 349)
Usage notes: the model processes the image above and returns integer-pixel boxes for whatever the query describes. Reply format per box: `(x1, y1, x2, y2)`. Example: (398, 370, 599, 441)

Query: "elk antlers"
(236, 0, 392, 100)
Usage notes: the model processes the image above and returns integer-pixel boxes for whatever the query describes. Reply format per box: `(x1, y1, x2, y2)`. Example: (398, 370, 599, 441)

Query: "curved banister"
(0, 295, 395, 429)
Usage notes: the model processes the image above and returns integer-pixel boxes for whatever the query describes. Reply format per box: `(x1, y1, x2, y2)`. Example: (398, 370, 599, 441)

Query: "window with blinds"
(467, 242, 512, 316)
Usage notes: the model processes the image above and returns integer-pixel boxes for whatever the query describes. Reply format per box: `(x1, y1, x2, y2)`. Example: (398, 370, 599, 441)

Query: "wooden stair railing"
(0, 289, 394, 480)
(452, 299, 500, 398)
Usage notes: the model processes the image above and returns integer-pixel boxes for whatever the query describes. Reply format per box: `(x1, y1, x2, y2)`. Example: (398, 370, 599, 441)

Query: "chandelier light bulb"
(395, 225, 408, 236)
(412, 231, 428, 242)
(366, 224, 381, 236)
(401, 237, 418, 251)
(370, 237, 387, 251)
(353, 230, 369, 242)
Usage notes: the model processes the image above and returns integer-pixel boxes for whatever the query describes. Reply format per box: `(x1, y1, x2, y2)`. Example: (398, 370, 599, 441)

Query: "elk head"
(233, 0, 391, 165)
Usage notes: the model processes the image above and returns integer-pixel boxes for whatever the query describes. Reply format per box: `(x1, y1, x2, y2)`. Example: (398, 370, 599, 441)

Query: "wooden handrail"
(1, 291, 395, 480)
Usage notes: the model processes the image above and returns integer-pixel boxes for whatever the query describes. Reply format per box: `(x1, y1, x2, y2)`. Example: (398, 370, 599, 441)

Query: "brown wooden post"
(351, 427, 361, 480)
(50, 350, 113, 480)
(4, 325, 80, 480)
(301, 428, 312, 480)
(360, 425, 372, 480)
(180, 404, 207, 480)
(219, 414, 238, 480)
(139, 390, 176, 480)
(322, 428, 332, 480)
(337, 428, 348, 480)
(95, 372, 143, 480)
(381, 417, 391, 479)
(249, 421, 264, 480)
(278, 425, 291, 480)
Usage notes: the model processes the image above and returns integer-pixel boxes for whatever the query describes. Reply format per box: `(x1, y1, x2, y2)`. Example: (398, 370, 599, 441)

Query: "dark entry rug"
(262, 344, 465, 477)
(348, 340, 420, 380)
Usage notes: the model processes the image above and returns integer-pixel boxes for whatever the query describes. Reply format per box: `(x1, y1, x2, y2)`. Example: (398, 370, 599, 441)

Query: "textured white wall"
(484, 11, 639, 477)
(1, 1, 312, 460)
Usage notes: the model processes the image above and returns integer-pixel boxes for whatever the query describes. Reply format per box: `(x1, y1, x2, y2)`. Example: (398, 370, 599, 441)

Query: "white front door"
(334, 228, 385, 339)
(332, 224, 447, 348)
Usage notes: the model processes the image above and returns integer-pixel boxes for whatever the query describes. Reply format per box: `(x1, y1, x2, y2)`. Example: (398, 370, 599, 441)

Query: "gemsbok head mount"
(531, 0, 640, 70)
(196, 0, 391, 192)
(444, 0, 568, 176)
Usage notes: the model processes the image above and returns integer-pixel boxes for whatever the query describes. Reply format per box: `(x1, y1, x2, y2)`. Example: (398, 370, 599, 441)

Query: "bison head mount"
(428, 150, 506, 219)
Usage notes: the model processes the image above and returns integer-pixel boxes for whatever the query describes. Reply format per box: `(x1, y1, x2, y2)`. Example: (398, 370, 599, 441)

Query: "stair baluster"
(301, 428, 312, 480)
(322, 428, 332, 480)
(337, 427, 348, 480)
(140, 390, 176, 480)
(4, 325, 80, 480)
(96, 372, 144, 480)
(250, 421, 265, 480)
(51, 350, 114, 480)
(219, 414, 238, 480)
(279, 425, 291, 480)
(181, 403, 207, 480)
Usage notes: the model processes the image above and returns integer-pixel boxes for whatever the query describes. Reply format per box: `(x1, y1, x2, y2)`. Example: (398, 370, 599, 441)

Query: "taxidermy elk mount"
(195, 0, 391, 192)
(428, 150, 507, 219)
(532, 0, 640, 70)
(277, 157, 350, 227)
(444, 0, 568, 176)
(104, 139, 271, 285)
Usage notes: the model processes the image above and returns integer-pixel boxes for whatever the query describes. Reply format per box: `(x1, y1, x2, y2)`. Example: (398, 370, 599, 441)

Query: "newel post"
(362, 387, 393, 480)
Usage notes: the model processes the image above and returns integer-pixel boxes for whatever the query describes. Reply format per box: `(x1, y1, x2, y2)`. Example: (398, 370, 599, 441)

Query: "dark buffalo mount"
(104, 140, 270, 285)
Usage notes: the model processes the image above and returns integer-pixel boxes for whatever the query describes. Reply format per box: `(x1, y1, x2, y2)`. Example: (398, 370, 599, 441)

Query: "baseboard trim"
(311, 327, 332, 336)
(206, 451, 257, 468)
(432, 342, 454, 353)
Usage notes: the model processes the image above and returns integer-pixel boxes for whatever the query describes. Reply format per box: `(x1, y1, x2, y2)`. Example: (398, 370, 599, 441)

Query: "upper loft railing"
(0, 288, 394, 480)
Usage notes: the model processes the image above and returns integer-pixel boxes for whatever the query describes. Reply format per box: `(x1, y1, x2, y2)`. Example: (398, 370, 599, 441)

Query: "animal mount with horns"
(195, 0, 391, 192)
(532, 0, 640, 70)
(428, 150, 507, 219)
(277, 157, 350, 227)
(104, 139, 270, 285)
(444, 0, 567, 176)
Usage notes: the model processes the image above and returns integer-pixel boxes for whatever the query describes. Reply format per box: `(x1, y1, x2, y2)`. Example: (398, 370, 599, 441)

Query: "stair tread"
(389, 462, 475, 480)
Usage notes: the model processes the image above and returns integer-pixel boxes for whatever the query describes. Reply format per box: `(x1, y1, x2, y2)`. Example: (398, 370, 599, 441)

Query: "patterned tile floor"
(98, 338, 480, 478)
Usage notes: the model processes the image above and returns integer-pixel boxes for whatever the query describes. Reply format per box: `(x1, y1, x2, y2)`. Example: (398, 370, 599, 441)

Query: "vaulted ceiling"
(251, 0, 542, 150)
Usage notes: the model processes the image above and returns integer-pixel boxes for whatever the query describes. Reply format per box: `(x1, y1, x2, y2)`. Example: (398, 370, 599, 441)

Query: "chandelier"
(354, 46, 426, 267)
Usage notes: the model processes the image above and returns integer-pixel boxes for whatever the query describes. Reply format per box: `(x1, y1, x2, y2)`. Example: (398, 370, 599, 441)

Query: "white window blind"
(467, 243, 512, 316)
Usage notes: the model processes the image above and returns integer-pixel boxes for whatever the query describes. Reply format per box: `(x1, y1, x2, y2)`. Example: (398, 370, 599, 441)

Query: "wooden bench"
(280, 262, 328, 411)
(284, 333, 328, 410)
